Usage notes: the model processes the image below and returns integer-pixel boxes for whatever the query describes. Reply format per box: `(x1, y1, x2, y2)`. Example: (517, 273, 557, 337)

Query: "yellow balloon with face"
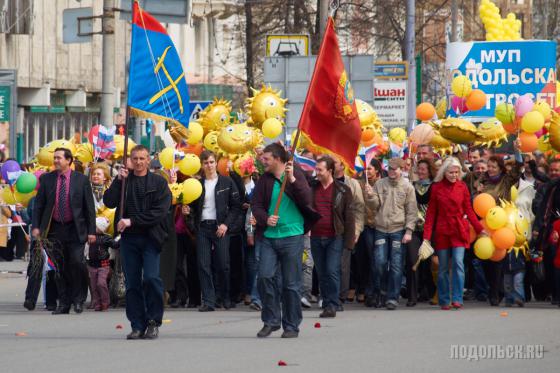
(246, 85, 288, 128)
(198, 98, 232, 134)
(203, 131, 221, 154)
(501, 200, 530, 247)
(37, 139, 77, 166)
(217, 123, 262, 155)
(474, 118, 508, 148)
(356, 99, 383, 133)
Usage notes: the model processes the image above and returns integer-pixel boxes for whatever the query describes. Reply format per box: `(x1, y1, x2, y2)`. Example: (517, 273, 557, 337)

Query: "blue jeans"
(120, 234, 164, 331)
(371, 230, 404, 302)
(245, 238, 261, 305)
(311, 236, 343, 310)
(436, 247, 465, 305)
(472, 257, 489, 298)
(504, 270, 525, 304)
(257, 235, 304, 332)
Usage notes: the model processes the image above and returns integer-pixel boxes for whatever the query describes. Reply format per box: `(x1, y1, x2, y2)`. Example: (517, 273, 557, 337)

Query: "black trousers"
(174, 233, 201, 305)
(483, 260, 503, 303)
(49, 222, 88, 307)
(197, 222, 230, 307)
(349, 232, 370, 295)
(229, 234, 245, 302)
(406, 232, 434, 302)
(25, 252, 58, 309)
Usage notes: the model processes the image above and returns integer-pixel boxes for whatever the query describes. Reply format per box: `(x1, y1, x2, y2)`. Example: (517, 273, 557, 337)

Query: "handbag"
(412, 239, 434, 271)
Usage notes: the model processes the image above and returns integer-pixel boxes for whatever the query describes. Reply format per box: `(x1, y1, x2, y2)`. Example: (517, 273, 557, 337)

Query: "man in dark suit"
(32, 147, 96, 315)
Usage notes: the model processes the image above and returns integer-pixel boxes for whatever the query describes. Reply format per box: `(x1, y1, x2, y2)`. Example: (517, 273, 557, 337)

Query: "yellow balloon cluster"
(215, 123, 263, 155)
(479, 0, 522, 41)
(36, 139, 77, 167)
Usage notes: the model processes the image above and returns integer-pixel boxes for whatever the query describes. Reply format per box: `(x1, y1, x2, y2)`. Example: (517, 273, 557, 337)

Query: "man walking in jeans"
(252, 143, 319, 338)
(310, 156, 356, 318)
(104, 145, 171, 339)
(365, 158, 417, 310)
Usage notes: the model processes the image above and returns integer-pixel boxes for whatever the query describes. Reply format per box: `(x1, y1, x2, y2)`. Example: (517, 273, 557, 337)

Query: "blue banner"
(446, 41, 557, 119)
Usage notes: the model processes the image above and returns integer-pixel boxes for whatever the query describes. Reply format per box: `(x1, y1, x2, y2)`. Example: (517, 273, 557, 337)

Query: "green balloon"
(15, 172, 37, 194)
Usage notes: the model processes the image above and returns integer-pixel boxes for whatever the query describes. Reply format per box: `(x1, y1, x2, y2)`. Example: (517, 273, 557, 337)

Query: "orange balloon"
(491, 227, 516, 250)
(469, 224, 477, 244)
(518, 131, 538, 153)
(473, 193, 496, 218)
(178, 142, 203, 156)
(466, 89, 487, 111)
(361, 138, 375, 147)
(480, 219, 496, 235)
(503, 121, 519, 134)
(490, 248, 507, 262)
(361, 128, 375, 142)
(217, 157, 229, 176)
(416, 102, 436, 121)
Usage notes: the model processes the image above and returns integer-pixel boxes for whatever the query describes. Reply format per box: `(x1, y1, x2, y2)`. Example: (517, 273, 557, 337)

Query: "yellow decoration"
(388, 127, 407, 145)
(533, 101, 552, 121)
(262, 118, 283, 139)
(521, 111, 545, 134)
(203, 131, 221, 154)
(112, 135, 137, 160)
(217, 123, 263, 155)
(485, 206, 507, 230)
(0, 187, 36, 207)
(435, 97, 447, 119)
(429, 126, 454, 156)
(36, 139, 77, 166)
(159, 147, 176, 170)
(474, 118, 508, 148)
(75, 143, 94, 164)
(549, 112, 560, 152)
(356, 99, 384, 134)
(451, 75, 472, 98)
(501, 199, 529, 247)
(479, 0, 522, 41)
(198, 98, 232, 134)
(181, 178, 203, 204)
(438, 118, 480, 144)
(178, 154, 201, 176)
(186, 122, 204, 145)
(168, 183, 183, 205)
(245, 85, 288, 128)
(98, 207, 116, 236)
(474, 236, 495, 260)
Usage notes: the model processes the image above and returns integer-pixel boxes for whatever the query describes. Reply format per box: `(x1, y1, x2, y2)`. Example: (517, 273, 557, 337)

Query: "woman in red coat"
(423, 157, 485, 310)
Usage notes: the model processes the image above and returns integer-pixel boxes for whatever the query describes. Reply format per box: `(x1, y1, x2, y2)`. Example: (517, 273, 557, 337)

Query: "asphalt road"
(1, 260, 559, 373)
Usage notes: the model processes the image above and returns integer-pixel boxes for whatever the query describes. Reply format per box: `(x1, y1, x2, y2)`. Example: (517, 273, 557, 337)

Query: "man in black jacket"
(32, 148, 96, 315)
(190, 150, 241, 312)
(104, 145, 171, 340)
(251, 143, 319, 339)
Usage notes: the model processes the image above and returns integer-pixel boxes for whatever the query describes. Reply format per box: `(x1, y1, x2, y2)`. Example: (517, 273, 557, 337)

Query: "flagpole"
(270, 1, 339, 217)
(118, 106, 131, 220)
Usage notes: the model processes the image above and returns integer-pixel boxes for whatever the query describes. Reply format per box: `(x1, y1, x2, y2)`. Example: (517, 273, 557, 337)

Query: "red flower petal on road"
(15, 332, 27, 336)
(277, 360, 287, 366)
(314, 322, 321, 328)
(116, 324, 123, 329)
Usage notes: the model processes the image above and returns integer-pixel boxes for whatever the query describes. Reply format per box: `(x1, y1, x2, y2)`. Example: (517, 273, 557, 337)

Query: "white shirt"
(201, 177, 219, 221)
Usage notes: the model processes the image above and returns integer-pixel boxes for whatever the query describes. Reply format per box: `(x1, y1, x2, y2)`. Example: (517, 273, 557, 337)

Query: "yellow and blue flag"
(128, 1, 190, 127)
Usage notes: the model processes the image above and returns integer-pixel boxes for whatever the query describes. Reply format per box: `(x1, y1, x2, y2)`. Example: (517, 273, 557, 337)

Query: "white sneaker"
(318, 298, 323, 309)
(301, 297, 311, 308)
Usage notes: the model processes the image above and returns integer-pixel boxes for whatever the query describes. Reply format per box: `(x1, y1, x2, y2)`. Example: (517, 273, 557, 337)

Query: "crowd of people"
(2, 139, 560, 340)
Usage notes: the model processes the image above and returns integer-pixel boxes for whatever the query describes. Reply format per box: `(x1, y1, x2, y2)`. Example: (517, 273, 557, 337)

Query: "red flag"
(298, 17, 362, 169)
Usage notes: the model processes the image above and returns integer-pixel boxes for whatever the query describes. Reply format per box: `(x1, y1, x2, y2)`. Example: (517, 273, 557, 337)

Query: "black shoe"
(476, 294, 488, 302)
(515, 299, 525, 307)
(46, 304, 57, 311)
(224, 301, 236, 310)
(187, 303, 199, 309)
(336, 304, 344, 312)
(52, 306, 70, 315)
(406, 301, 417, 307)
(198, 305, 215, 312)
(73, 303, 83, 314)
(170, 299, 185, 308)
(489, 298, 500, 307)
(281, 330, 299, 338)
(257, 325, 281, 338)
(365, 295, 378, 308)
(144, 320, 159, 339)
(319, 308, 336, 318)
(126, 329, 145, 340)
(23, 300, 35, 311)
(377, 295, 386, 308)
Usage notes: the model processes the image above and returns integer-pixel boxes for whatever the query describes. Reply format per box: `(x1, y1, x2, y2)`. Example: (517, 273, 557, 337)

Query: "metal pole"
(319, 0, 329, 40)
(405, 0, 416, 133)
(451, 0, 458, 42)
(101, 0, 115, 128)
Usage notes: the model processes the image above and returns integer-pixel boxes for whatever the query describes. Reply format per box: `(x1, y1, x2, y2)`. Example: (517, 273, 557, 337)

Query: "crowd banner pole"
(119, 106, 131, 220)
(272, 128, 301, 216)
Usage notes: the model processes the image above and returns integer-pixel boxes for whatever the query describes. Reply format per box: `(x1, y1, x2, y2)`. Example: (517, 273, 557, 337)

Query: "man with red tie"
(32, 148, 96, 315)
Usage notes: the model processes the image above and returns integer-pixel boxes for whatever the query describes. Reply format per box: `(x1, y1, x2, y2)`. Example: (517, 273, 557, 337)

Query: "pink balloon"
(451, 96, 468, 114)
(33, 170, 45, 191)
(514, 94, 534, 118)
(534, 128, 545, 138)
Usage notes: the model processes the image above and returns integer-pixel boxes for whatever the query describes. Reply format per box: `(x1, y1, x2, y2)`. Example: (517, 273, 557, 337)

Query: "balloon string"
(8, 189, 31, 241)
